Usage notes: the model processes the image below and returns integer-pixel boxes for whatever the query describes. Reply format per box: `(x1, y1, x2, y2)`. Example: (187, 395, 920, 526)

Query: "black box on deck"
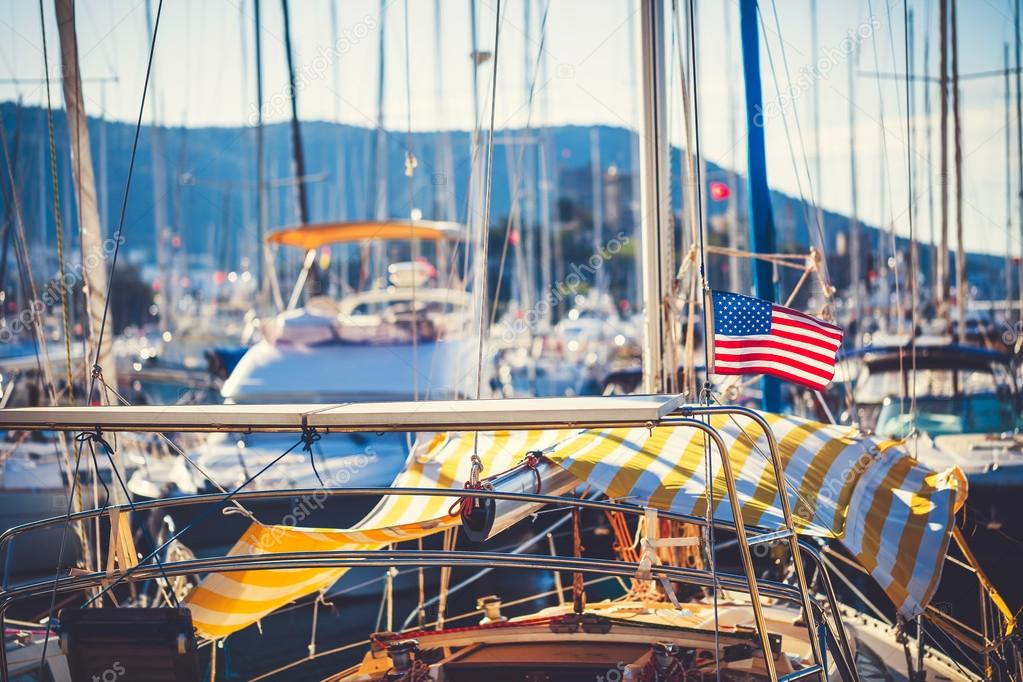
(57, 607, 199, 682)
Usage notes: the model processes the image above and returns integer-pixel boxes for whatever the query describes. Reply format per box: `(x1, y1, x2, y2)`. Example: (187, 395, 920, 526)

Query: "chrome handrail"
(0, 486, 750, 571)
(677, 405, 830, 678)
(0, 404, 863, 682)
(0, 546, 851, 681)
(0, 485, 859, 680)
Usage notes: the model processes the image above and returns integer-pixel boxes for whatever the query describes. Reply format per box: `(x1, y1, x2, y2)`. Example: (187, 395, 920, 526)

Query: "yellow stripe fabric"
(186, 429, 563, 639)
(185, 413, 962, 636)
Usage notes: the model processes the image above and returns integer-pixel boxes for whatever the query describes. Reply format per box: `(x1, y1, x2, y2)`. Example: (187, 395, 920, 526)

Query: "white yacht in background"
(128, 221, 483, 529)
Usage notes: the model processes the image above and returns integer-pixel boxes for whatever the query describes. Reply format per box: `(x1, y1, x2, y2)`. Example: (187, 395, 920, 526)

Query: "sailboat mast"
(1015, 0, 1023, 321)
(329, 0, 349, 293)
(281, 0, 309, 227)
(374, 0, 388, 223)
(638, 0, 671, 393)
(1006, 43, 1014, 310)
(280, 0, 322, 308)
(54, 0, 125, 499)
(848, 46, 861, 346)
(738, 0, 781, 411)
(537, 24, 554, 328)
(144, 0, 170, 334)
(590, 127, 606, 295)
(810, 0, 824, 248)
(938, 0, 950, 329)
(908, 8, 918, 338)
(723, 0, 742, 294)
(254, 0, 270, 302)
(950, 0, 966, 343)
(432, 0, 457, 223)
(923, 2, 935, 301)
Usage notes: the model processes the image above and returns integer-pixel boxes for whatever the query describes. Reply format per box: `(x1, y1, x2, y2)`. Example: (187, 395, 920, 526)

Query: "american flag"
(708, 290, 843, 391)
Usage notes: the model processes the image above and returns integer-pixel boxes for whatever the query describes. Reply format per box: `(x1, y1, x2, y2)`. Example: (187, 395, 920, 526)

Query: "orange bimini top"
(265, 220, 464, 250)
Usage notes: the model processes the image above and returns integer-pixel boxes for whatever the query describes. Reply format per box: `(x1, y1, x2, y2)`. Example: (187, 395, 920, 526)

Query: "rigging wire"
(469, 0, 504, 480)
(863, 0, 906, 422)
(83, 435, 309, 608)
(488, 0, 552, 331)
(756, 7, 831, 311)
(85, 0, 165, 406)
(37, 4, 166, 668)
(763, 1, 833, 296)
(678, 0, 719, 676)
(0, 101, 91, 678)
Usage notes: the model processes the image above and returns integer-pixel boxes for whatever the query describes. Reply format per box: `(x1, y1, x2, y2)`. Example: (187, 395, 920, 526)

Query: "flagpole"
(738, 0, 782, 412)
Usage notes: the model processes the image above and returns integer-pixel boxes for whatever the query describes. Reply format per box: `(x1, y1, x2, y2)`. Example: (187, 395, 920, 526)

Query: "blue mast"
(739, 0, 782, 412)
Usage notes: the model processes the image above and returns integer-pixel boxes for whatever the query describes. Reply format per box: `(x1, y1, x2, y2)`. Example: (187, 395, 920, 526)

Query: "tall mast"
(521, 0, 537, 311)
(374, 0, 388, 222)
(330, 0, 348, 294)
(433, 0, 457, 222)
(590, 127, 606, 295)
(1015, 0, 1023, 321)
(810, 0, 824, 251)
(908, 8, 918, 337)
(923, 0, 935, 299)
(937, 0, 950, 329)
(253, 0, 270, 303)
(950, 0, 966, 342)
(281, 0, 318, 309)
(723, 0, 742, 294)
(144, 0, 170, 334)
(1006, 43, 1014, 309)
(370, 0, 389, 292)
(537, 18, 554, 328)
(281, 0, 309, 226)
(848, 46, 861, 346)
(638, 0, 672, 393)
(739, 0, 781, 411)
(54, 0, 125, 498)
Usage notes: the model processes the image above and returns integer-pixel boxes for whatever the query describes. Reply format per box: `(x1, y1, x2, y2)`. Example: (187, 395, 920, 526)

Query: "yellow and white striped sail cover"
(184, 429, 574, 638)
(184, 415, 963, 638)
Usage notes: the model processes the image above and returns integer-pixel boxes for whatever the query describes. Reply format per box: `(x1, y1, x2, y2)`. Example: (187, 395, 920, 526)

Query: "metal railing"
(0, 486, 857, 681)
(0, 404, 858, 681)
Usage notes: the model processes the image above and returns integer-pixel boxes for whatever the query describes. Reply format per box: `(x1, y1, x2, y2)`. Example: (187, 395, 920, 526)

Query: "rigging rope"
(764, 1, 834, 297)
(487, 0, 551, 331)
(92, 371, 256, 519)
(674, 0, 720, 675)
(76, 429, 181, 607)
(83, 435, 308, 608)
(863, 0, 906, 426)
(469, 0, 505, 483)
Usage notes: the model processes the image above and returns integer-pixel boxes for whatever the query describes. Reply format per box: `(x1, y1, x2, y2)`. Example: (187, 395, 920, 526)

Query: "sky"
(0, 0, 1020, 258)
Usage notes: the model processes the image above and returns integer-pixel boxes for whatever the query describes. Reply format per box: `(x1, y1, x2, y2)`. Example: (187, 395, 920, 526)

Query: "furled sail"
(184, 415, 963, 638)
